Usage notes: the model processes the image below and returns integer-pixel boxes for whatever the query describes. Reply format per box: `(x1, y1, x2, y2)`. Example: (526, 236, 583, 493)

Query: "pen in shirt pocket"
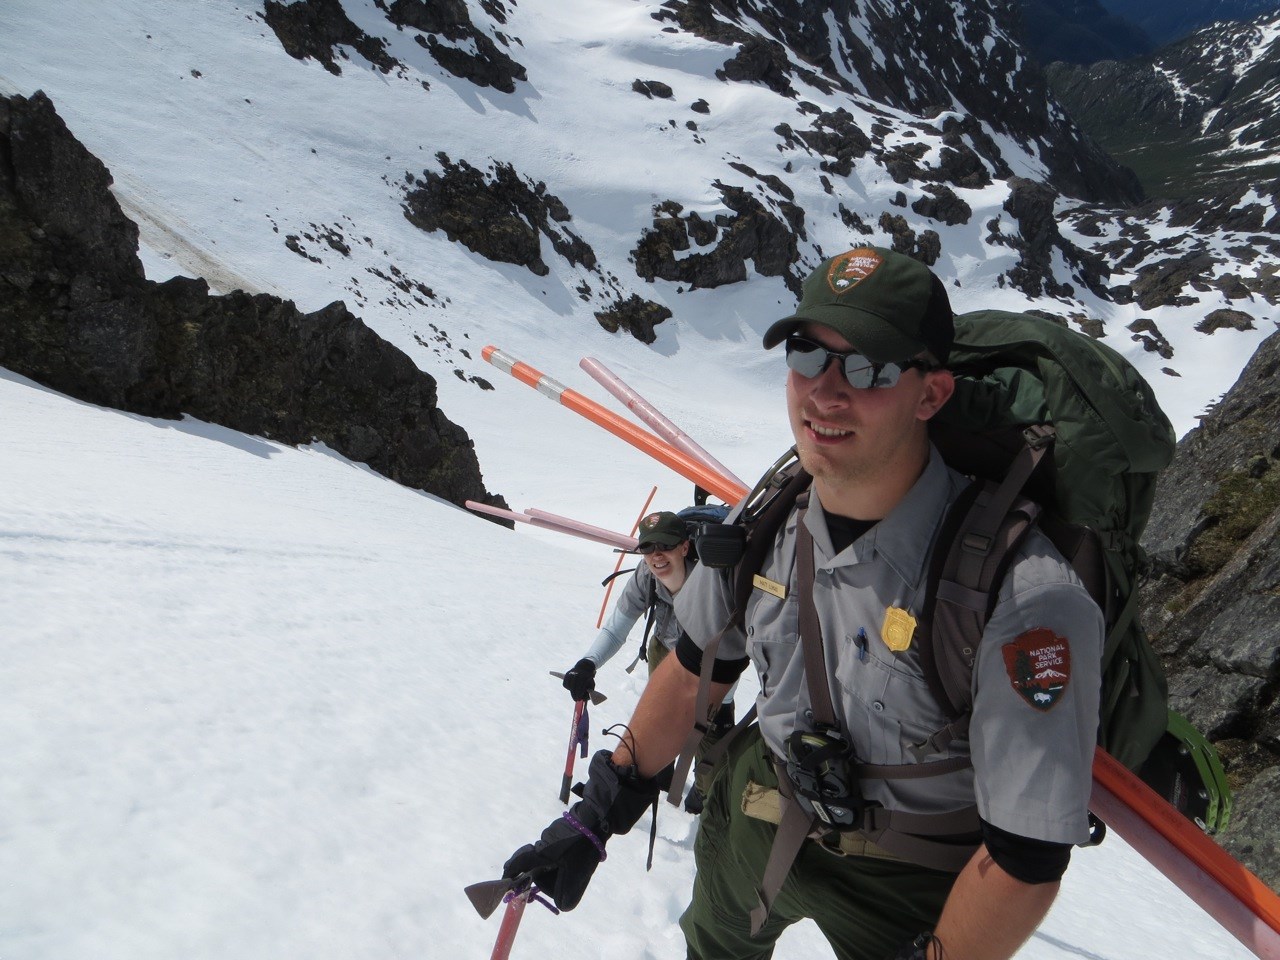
(855, 628, 868, 662)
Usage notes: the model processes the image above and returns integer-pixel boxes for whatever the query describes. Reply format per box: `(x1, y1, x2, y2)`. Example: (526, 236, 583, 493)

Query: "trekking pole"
(482, 347, 748, 505)
(1092, 748, 1280, 958)
(579, 357, 747, 490)
(562, 698, 587, 804)
(525, 509, 637, 550)
(465, 874, 560, 960)
(547, 674, 607, 803)
(490, 885, 529, 960)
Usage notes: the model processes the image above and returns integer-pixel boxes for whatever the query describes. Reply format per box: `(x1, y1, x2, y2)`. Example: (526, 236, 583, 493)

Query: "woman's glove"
(561, 657, 597, 702)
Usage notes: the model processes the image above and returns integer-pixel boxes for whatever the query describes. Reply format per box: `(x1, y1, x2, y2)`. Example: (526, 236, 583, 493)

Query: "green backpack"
(934, 308, 1175, 767)
(702, 309, 1230, 834)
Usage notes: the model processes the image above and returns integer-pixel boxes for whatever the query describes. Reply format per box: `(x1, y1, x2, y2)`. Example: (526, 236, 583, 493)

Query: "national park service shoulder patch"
(1001, 628, 1070, 711)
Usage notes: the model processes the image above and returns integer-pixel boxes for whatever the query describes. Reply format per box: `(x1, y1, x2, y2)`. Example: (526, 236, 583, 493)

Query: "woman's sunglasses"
(784, 335, 934, 389)
(635, 541, 682, 555)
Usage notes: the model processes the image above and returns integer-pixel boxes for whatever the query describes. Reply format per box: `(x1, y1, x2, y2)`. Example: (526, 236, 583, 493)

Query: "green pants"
(680, 727, 957, 960)
(647, 636, 731, 797)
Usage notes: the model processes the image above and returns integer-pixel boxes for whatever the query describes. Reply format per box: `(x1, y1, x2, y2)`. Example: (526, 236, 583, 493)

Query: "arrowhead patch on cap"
(827, 248, 884, 294)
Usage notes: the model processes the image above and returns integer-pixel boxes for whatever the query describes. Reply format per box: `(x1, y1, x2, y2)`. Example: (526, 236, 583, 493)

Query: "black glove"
(561, 657, 597, 702)
(503, 750, 658, 910)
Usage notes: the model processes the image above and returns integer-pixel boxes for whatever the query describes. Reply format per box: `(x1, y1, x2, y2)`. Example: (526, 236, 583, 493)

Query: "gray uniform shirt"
(675, 447, 1103, 844)
(582, 559, 691, 666)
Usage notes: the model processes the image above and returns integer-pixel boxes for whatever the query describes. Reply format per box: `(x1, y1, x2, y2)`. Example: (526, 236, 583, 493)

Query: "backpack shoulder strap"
(626, 572, 660, 673)
(918, 427, 1054, 721)
(730, 460, 812, 627)
(665, 452, 809, 807)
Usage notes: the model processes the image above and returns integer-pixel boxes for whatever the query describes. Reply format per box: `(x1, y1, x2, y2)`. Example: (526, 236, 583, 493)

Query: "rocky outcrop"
(263, 0, 528, 93)
(402, 153, 596, 277)
(593, 294, 673, 345)
(632, 79, 675, 100)
(1139, 327, 1280, 887)
(263, 0, 399, 76)
(912, 184, 972, 226)
(386, 0, 527, 93)
(774, 107, 871, 178)
(991, 178, 1110, 302)
(0, 91, 504, 514)
(877, 213, 941, 266)
(631, 186, 802, 294)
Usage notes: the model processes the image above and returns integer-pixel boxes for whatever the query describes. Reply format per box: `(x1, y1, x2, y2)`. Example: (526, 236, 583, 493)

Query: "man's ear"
(916, 369, 955, 421)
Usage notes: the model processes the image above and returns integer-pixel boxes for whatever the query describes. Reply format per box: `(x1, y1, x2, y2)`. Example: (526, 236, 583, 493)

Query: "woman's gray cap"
(763, 246, 954, 364)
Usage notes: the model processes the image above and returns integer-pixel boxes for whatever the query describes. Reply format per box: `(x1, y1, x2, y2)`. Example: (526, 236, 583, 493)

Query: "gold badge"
(752, 574, 787, 600)
(881, 607, 917, 652)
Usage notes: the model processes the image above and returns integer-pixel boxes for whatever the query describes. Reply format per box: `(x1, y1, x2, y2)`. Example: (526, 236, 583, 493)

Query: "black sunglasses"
(785, 335, 934, 389)
(635, 541, 682, 555)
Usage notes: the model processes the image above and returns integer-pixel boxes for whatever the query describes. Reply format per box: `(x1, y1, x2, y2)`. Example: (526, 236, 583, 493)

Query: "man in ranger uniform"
(503, 246, 1103, 960)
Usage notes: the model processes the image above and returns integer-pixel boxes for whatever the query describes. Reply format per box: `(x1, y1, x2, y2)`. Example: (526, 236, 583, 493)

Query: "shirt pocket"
(745, 589, 798, 700)
(834, 647, 954, 765)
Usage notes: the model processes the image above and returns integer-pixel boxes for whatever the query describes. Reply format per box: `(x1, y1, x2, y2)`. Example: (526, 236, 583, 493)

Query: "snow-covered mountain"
(1049, 10, 1280, 198)
(2, 0, 1276, 444)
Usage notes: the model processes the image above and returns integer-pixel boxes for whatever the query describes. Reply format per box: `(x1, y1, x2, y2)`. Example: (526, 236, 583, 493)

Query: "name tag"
(752, 574, 787, 600)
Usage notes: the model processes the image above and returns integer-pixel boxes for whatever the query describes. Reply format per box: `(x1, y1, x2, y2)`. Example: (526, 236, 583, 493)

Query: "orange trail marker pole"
(1091, 748, 1280, 958)
(596, 485, 658, 629)
(579, 357, 746, 490)
(482, 346, 748, 506)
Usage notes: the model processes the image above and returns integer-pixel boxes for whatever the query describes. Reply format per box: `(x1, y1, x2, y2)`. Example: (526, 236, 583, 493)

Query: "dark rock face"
(911, 184, 972, 226)
(877, 212, 941, 266)
(592, 294, 673, 344)
(0, 91, 504, 514)
(996, 177, 1108, 301)
(631, 186, 801, 294)
(387, 0, 527, 93)
(775, 108, 871, 178)
(717, 35, 796, 96)
(402, 153, 596, 277)
(263, 0, 399, 76)
(1139, 327, 1280, 886)
(632, 79, 675, 100)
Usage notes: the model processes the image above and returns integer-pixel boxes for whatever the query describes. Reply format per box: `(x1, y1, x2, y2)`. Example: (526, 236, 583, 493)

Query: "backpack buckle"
(1023, 424, 1055, 449)
(960, 532, 992, 555)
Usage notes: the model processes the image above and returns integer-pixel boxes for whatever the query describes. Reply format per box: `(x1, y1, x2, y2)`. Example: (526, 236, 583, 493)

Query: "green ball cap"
(636, 511, 687, 549)
(763, 246, 954, 364)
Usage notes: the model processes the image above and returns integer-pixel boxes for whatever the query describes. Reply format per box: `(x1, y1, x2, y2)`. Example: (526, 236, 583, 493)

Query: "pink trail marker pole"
(465, 501, 635, 551)
(580, 357, 746, 493)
